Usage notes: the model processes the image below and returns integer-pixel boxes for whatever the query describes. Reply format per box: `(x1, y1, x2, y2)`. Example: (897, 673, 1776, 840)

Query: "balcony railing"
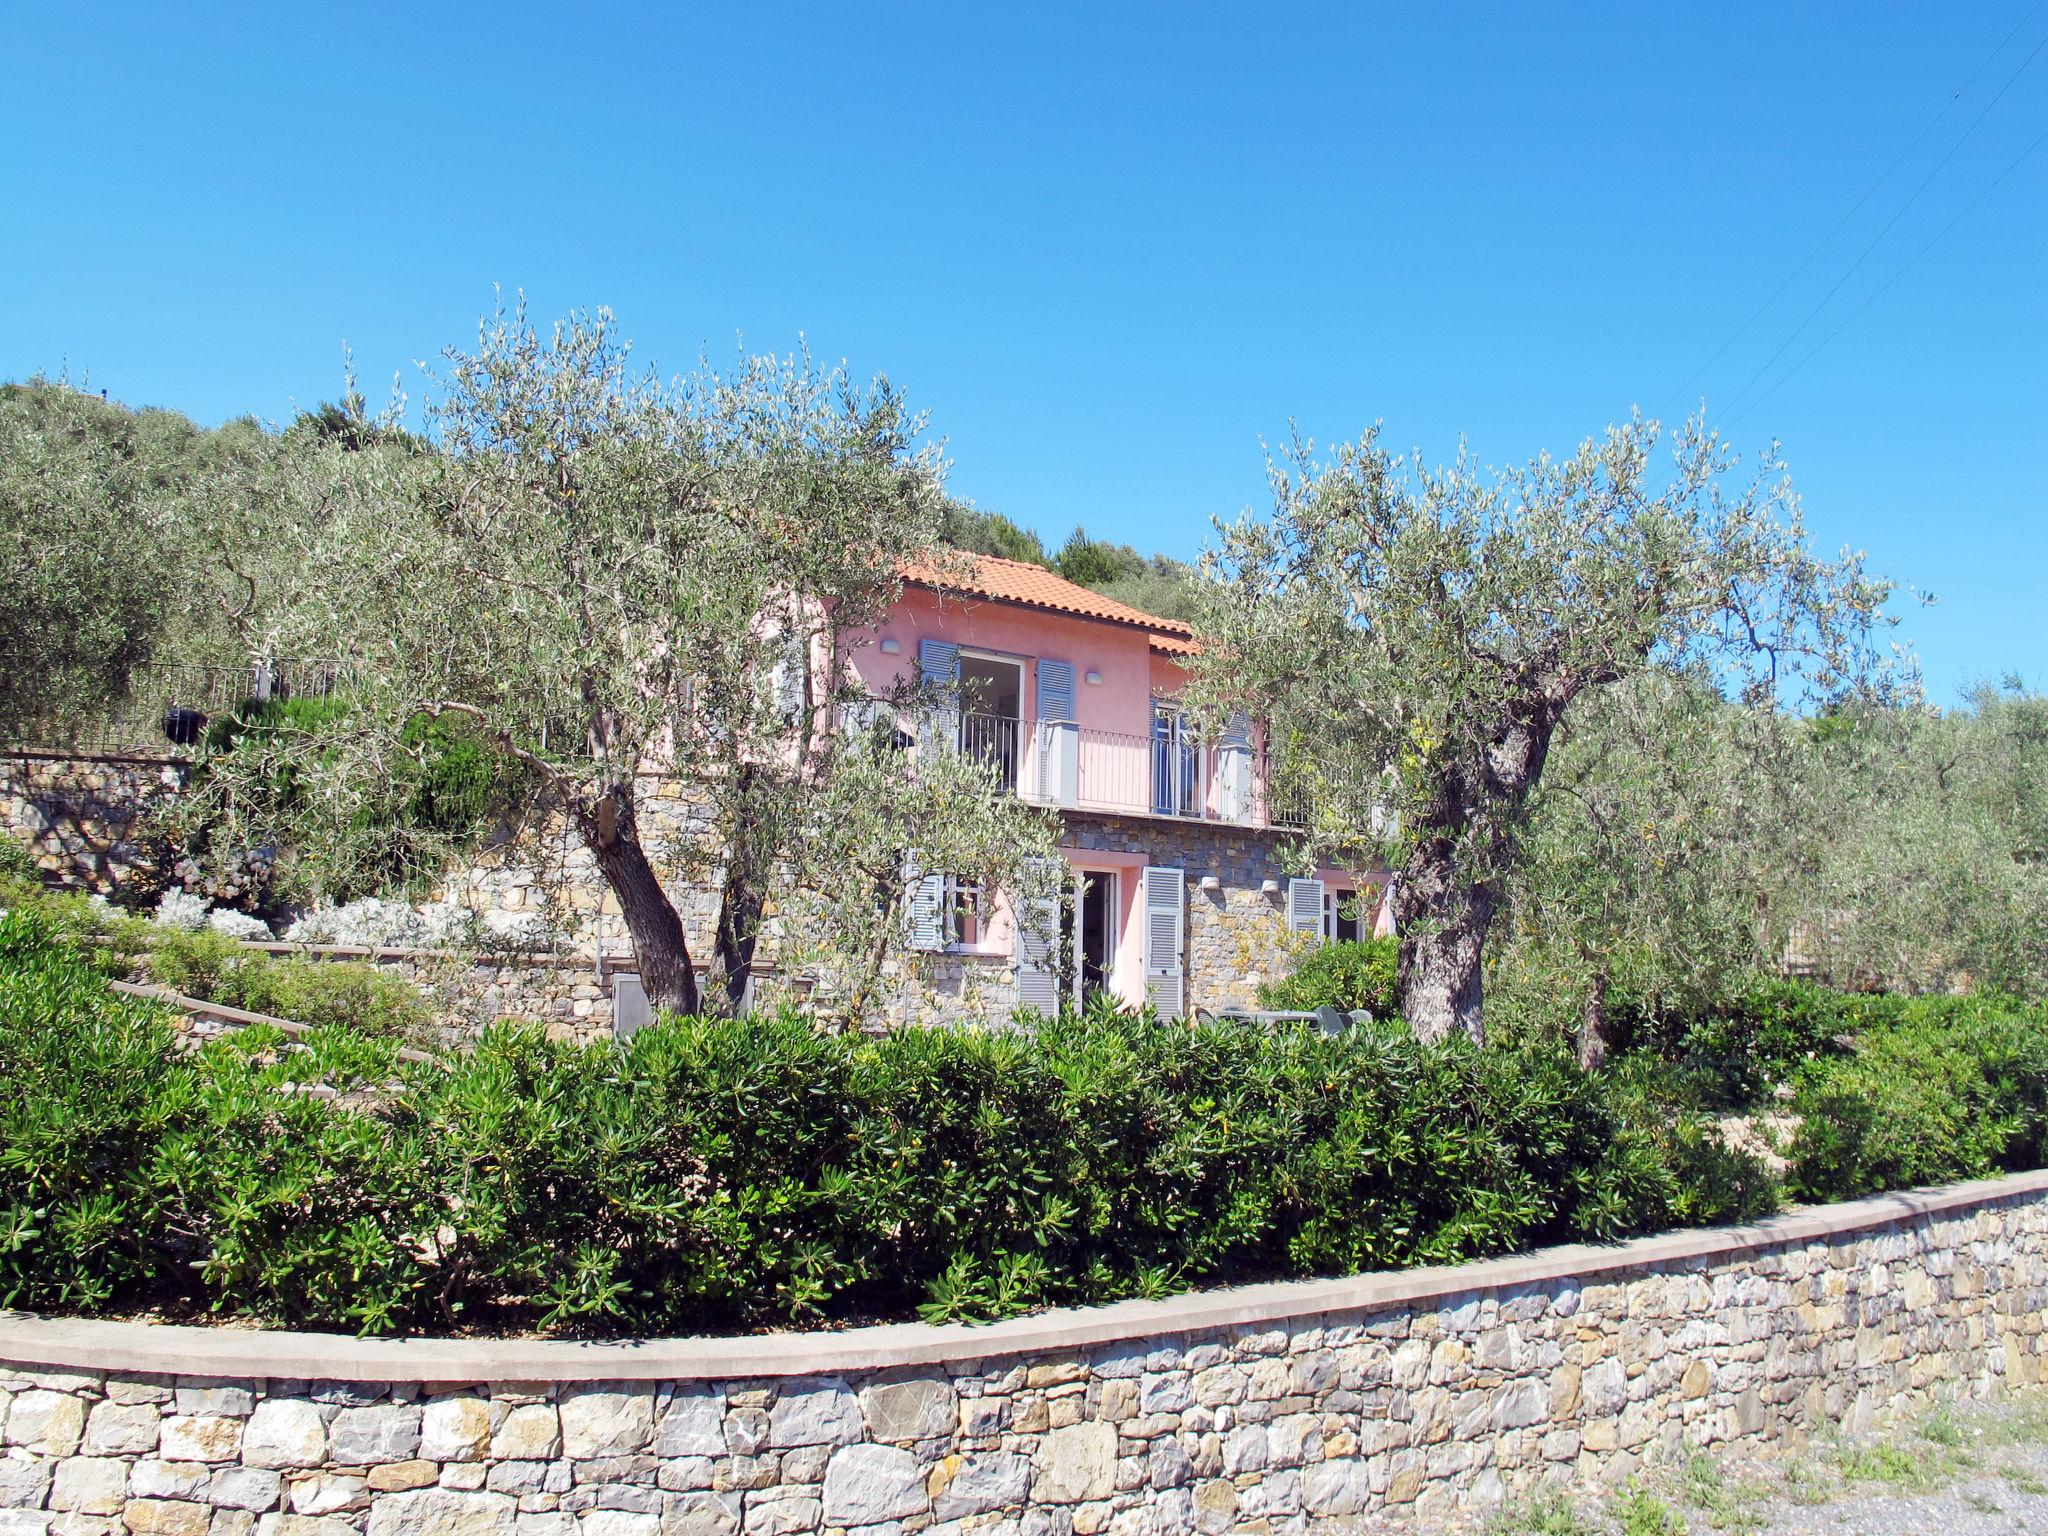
(958, 711, 1021, 794)
(848, 699, 1317, 830)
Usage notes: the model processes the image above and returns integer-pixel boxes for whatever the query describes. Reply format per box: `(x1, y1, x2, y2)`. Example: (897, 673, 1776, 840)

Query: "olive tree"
(1494, 675, 1821, 1065)
(1188, 414, 1894, 1044)
(1797, 684, 2048, 997)
(200, 302, 1059, 1017)
(0, 380, 273, 737)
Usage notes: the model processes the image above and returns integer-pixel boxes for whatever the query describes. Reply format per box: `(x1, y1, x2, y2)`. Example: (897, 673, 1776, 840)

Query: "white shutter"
(768, 646, 805, 728)
(1217, 745, 1251, 824)
(905, 850, 946, 952)
(1013, 857, 1064, 1016)
(1142, 865, 1185, 1022)
(1287, 877, 1325, 940)
(918, 638, 960, 759)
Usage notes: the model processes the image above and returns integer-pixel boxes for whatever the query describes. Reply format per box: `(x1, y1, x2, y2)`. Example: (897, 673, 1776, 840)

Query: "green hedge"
(1257, 937, 1398, 1015)
(0, 909, 1770, 1336)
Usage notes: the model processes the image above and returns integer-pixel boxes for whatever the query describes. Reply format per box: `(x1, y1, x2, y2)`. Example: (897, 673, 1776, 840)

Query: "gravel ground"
(1371, 1390, 2048, 1536)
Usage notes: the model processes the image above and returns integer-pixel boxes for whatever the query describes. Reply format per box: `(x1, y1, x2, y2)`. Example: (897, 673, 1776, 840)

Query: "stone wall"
(1, 753, 184, 896)
(1062, 814, 1304, 1016)
(1, 753, 1331, 1029)
(5, 1172, 2048, 1536)
(239, 945, 618, 1047)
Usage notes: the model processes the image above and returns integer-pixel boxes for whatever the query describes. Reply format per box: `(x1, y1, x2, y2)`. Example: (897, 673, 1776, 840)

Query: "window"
(1151, 700, 1200, 816)
(959, 653, 1023, 791)
(905, 864, 986, 951)
(1323, 889, 1360, 944)
(946, 877, 983, 948)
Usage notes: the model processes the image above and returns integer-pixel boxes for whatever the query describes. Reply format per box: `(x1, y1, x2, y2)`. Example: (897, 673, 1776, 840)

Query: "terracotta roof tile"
(901, 551, 1199, 647)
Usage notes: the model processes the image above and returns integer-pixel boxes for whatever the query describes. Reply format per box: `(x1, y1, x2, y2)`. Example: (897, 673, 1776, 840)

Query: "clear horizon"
(4, 2, 2043, 704)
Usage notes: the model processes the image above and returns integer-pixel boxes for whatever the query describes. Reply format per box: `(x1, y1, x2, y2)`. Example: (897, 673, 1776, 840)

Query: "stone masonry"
(6, 753, 1335, 1031)
(1, 754, 185, 897)
(1062, 813, 1309, 1017)
(4, 1173, 2047, 1535)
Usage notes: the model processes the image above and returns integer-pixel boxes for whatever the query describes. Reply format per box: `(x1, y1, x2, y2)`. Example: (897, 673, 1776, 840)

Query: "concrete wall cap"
(4, 1168, 2045, 1385)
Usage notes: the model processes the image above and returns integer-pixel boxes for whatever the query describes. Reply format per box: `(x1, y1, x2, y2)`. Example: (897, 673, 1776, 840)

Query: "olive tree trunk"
(1392, 838, 1494, 1044)
(580, 784, 701, 1018)
(1577, 967, 1612, 1071)
(1393, 699, 1566, 1047)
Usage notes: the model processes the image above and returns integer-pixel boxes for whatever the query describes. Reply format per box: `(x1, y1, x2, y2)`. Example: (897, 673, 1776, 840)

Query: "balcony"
(843, 698, 1310, 830)
(1050, 722, 1300, 827)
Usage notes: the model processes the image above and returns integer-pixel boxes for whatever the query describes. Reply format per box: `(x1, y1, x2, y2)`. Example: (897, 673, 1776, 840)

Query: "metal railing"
(2, 659, 346, 757)
(846, 696, 1325, 830)
(958, 711, 1021, 793)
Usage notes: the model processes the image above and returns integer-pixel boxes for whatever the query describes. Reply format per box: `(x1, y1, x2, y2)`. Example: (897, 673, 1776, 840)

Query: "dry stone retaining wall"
(5, 1173, 2048, 1536)
(1, 754, 184, 897)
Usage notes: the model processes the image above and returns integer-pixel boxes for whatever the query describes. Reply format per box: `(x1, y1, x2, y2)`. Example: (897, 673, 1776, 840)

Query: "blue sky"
(4, 3, 2043, 702)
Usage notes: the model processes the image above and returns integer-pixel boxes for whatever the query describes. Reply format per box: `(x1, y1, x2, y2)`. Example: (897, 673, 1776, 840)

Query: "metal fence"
(1, 659, 346, 758)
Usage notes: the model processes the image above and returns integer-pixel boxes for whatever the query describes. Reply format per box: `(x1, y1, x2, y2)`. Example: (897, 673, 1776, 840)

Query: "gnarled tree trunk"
(710, 866, 763, 1016)
(1393, 837, 1494, 1044)
(1393, 697, 1570, 1046)
(580, 783, 700, 1018)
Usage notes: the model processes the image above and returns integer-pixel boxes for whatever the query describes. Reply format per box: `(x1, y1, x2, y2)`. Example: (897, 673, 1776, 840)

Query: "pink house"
(843, 554, 1390, 1020)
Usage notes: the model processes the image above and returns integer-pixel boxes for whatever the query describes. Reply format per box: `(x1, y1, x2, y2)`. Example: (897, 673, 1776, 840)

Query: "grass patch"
(1487, 1492, 1594, 1536)
(1674, 1453, 1764, 1531)
(1829, 1440, 1939, 1488)
(1610, 1485, 1684, 1536)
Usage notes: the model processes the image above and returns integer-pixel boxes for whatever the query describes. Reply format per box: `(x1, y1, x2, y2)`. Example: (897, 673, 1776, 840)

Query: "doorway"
(1074, 870, 1117, 1005)
(959, 654, 1022, 790)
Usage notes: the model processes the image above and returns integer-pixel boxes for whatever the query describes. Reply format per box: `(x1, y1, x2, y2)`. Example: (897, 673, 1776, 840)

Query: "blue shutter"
(1034, 660, 1078, 806)
(918, 638, 959, 689)
(917, 639, 960, 760)
(1035, 659, 1075, 723)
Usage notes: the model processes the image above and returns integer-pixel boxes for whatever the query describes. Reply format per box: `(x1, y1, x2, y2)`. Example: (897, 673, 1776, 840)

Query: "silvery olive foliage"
(1188, 413, 1898, 1045)
(0, 381, 273, 739)
(1797, 682, 2048, 997)
(1493, 675, 1821, 1062)
(190, 300, 1057, 1016)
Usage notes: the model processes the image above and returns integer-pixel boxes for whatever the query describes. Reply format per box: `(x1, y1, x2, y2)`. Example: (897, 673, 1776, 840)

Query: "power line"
(1711, 24, 2048, 428)
(1656, 0, 2048, 420)
(1724, 118, 2048, 435)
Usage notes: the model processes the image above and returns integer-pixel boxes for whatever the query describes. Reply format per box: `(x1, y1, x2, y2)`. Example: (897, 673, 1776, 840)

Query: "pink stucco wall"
(839, 587, 1176, 1006)
(847, 586, 1158, 734)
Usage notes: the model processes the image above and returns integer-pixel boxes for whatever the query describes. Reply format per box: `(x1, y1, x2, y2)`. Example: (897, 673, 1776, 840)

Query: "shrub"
(206, 908, 273, 942)
(283, 896, 474, 949)
(1258, 937, 1398, 1016)
(0, 908, 190, 1311)
(145, 927, 432, 1042)
(153, 887, 211, 931)
(12, 905, 2046, 1342)
(0, 882, 151, 978)
(1784, 1004, 2048, 1199)
(0, 916, 1780, 1336)
(218, 957, 433, 1042)
(0, 835, 41, 887)
(146, 926, 246, 997)
(186, 698, 526, 903)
